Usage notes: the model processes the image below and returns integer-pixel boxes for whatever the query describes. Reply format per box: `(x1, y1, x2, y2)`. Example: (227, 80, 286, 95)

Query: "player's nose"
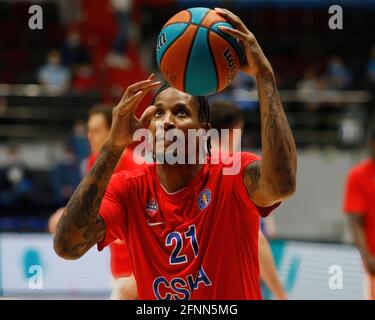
(163, 111, 176, 131)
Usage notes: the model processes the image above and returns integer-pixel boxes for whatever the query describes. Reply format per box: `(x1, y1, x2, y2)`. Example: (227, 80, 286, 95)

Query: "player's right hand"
(215, 8, 273, 78)
(108, 74, 161, 149)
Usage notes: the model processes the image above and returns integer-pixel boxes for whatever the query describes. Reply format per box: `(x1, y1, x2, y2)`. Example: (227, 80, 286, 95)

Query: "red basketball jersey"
(97, 152, 279, 299)
(86, 143, 140, 173)
(343, 159, 375, 255)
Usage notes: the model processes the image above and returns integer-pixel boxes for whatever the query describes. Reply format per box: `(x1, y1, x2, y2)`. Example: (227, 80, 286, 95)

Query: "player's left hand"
(215, 8, 273, 77)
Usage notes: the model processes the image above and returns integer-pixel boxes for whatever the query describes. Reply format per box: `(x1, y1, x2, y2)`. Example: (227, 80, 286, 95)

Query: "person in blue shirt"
(38, 50, 71, 94)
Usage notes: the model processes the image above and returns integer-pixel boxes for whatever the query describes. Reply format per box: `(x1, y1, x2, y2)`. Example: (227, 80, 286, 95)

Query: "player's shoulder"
(207, 151, 260, 178)
(239, 151, 261, 164)
(115, 163, 154, 181)
(107, 164, 153, 190)
(210, 151, 260, 166)
(348, 159, 372, 178)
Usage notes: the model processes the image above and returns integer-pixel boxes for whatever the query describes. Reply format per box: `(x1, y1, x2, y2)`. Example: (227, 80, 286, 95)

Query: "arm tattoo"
(243, 160, 260, 199)
(258, 76, 297, 196)
(54, 142, 122, 259)
(243, 73, 297, 203)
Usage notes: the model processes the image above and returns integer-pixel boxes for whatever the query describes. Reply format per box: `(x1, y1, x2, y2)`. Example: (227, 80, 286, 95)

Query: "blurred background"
(0, 0, 374, 299)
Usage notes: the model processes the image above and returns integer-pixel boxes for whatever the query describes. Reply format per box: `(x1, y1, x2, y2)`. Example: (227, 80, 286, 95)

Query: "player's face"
(87, 114, 111, 153)
(149, 87, 203, 153)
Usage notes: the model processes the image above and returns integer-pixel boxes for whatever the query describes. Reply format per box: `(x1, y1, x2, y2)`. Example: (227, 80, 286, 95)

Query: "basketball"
(155, 7, 244, 96)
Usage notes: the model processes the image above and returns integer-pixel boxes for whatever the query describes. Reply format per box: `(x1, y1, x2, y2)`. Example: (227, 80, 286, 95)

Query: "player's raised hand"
(109, 74, 161, 149)
(215, 8, 273, 77)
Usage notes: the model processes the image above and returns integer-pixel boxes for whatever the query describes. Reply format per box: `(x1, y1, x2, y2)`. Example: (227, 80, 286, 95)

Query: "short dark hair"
(88, 104, 112, 129)
(209, 100, 243, 130)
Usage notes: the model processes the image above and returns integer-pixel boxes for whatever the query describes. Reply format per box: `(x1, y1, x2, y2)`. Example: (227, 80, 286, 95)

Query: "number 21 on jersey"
(165, 225, 199, 265)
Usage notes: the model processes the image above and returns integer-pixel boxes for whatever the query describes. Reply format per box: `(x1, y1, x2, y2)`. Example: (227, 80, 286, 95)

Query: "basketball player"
(209, 100, 287, 300)
(49, 105, 138, 300)
(343, 127, 375, 300)
(54, 8, 297, 299)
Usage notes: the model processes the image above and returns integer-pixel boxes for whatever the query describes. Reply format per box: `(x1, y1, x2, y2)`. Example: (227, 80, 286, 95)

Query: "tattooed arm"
(217, 8, 297, 207)
(243, 72, 297, 207)
(54, 76, 161, 259)
(53, 142, 123, 259)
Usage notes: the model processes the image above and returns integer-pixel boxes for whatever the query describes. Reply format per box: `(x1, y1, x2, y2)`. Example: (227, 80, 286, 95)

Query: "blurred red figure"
(105, 0, 133, 69)
(86, 146, 139, 299)
(343, 128, 375, 300)
(49, 105, 140, 299)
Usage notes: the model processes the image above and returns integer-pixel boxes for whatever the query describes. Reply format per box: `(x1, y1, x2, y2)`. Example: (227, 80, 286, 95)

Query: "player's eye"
(154, 109, 163, 117)
(176, 108, 187, 117)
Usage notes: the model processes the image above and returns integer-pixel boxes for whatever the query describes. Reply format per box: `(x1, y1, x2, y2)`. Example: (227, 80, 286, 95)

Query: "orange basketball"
(156, 7, 244, 96)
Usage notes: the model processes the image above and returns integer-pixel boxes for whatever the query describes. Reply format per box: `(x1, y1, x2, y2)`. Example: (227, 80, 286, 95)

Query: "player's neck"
(156, 163, 203, 194)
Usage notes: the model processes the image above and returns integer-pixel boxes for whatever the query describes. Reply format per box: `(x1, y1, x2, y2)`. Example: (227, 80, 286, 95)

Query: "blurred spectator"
(69, 120, 90, 163)
(105, 0, 133, 69)
(0, 97, 7, 116)
(72, 63, 98, 93)
(60, 28, 97, 93)
(231, 71, 256, 91)
(60, 27, 90, 70)
(231, 72, 258, 110)
(50, 146, 81, 207)
(296, 66, 325, 111)
(297, 67, 324, 92)
(211, 72, 258, 111)
(37, 50, 71, 95)
(56, 0, 82, 26)
(0, 146, 33, 215)
(324, 55, 353, 90)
